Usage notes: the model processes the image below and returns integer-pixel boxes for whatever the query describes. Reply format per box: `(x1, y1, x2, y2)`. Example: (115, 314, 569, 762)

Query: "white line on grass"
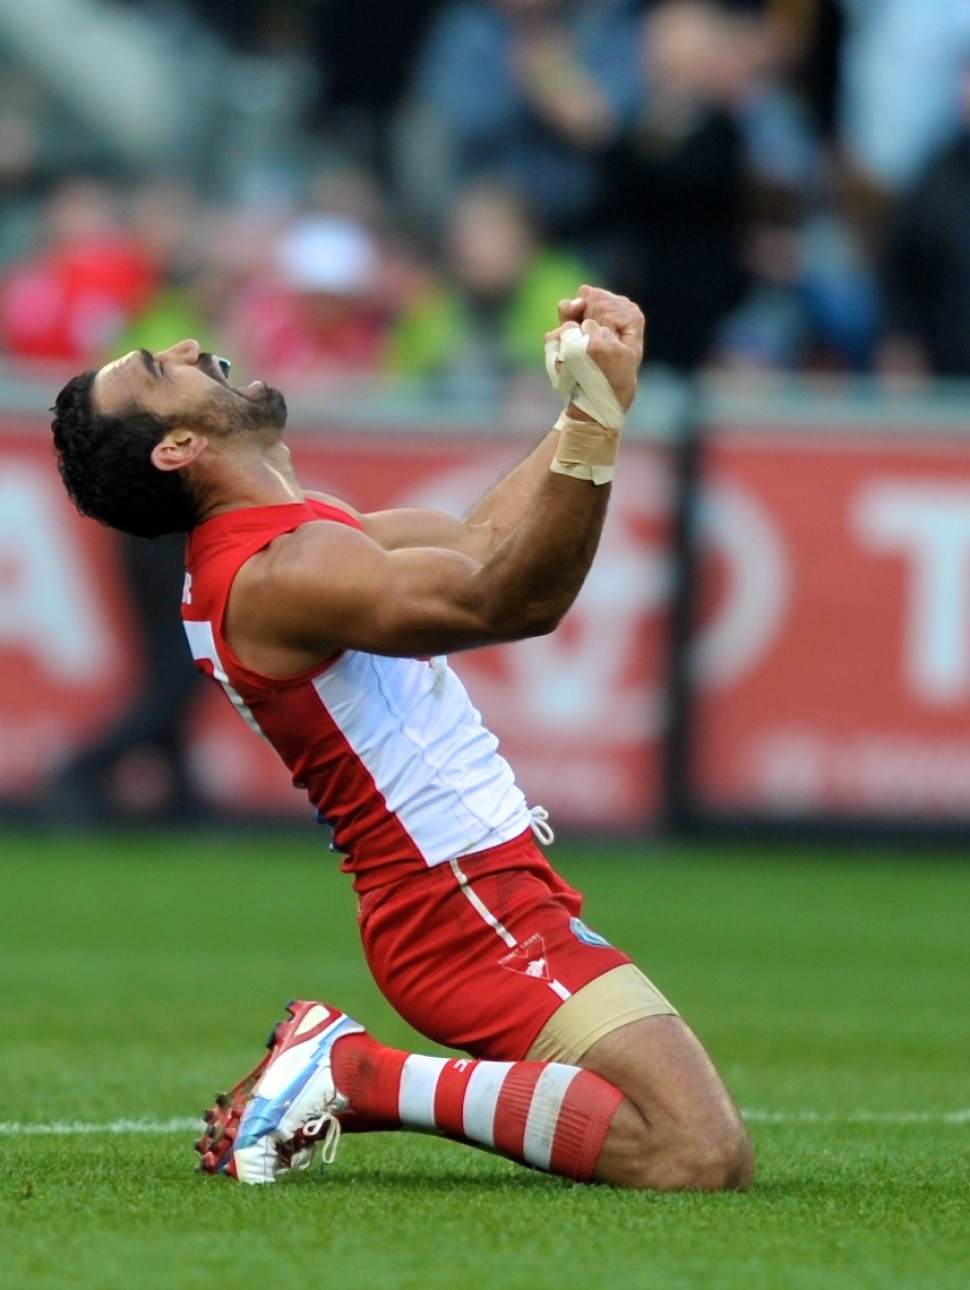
(0, 1110, 969, 1136)
(744, 1109, 970, 1125)
(0, 1118, 200, 1136)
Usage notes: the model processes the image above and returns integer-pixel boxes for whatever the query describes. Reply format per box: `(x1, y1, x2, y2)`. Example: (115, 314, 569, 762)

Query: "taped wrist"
(550, 412, 620, 485)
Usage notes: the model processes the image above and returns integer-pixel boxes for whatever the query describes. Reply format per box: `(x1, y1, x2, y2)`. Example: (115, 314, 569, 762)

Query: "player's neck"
(194, 440, 305, 523)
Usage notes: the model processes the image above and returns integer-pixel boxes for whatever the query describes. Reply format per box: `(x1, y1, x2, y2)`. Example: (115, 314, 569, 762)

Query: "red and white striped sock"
(331, 1034, 624, 1182)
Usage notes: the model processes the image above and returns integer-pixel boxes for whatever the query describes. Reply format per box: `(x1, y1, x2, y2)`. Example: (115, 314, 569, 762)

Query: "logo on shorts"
(569, 917, 612, 948)
(499, 933, 550, 981)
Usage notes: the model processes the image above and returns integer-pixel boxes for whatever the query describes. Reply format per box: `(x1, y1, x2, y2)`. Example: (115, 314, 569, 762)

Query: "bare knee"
(580, 1013, 755, 1192)
(652, 1119, 755, 1192)
(596, 1104, 754, 1192)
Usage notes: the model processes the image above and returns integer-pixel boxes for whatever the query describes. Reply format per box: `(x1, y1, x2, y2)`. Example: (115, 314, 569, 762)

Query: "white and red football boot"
(196, 1000, 363, 1183)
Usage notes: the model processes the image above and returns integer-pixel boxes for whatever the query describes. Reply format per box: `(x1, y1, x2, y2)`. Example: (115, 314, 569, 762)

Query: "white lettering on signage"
(855, 482, 970, 704)
(751, 727, 970, 813)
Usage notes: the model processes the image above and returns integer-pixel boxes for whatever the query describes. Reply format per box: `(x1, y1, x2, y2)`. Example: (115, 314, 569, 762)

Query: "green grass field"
(1, 830, 968, 1289)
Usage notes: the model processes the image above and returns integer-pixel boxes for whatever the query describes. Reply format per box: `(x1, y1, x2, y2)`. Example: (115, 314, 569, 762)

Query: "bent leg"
(203, 998, 749, 1190)
(581, 1015, 753, 1191)
(331, 1020, 750, 1191)
(357, 842, 750, 1190)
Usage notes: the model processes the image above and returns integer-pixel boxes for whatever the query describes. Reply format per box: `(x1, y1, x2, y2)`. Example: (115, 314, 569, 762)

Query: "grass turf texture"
(1, 832, 968, 1289)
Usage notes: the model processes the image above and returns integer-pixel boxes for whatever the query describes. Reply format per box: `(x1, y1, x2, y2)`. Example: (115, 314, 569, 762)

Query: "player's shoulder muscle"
(304, 489, 362, 522)
(227, 519, 389, 660)
(241, 519, 382, 602)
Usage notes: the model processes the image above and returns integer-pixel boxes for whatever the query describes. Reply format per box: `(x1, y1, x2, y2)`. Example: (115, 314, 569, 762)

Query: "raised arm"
(227, 289, 644, 677)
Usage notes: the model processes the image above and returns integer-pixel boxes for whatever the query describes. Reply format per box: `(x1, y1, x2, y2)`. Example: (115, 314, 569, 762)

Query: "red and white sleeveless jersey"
(182, 500, 531, 892)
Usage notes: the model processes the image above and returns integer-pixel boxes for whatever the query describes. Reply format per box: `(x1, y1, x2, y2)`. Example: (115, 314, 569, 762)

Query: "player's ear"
(151, 428, 208, 473)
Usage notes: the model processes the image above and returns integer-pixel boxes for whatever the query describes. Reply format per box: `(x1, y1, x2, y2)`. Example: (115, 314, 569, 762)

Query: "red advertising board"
(692, 430, 970, 818)
(0, 418, 672, 829)
(0, 422, 140, 794)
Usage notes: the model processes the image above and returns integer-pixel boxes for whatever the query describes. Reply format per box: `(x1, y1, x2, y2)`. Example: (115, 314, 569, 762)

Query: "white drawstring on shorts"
(529, 805, 555, 847)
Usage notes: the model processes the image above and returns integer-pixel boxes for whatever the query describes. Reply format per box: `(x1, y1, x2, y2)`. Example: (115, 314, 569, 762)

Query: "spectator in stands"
(877, 64, 970, 384)
(711, 0, 880, 373)
(227, 213, 389, 385)
(594, 0, 753, 371)
(396, 0, 642, 244)
(0, 177, 157, 369)
(115, 179, 229, 358)
(387, 181, 592, 389)
(837, 0, 970, 202)
(0, 106, 44, 269)
(304, 0, 443, 175)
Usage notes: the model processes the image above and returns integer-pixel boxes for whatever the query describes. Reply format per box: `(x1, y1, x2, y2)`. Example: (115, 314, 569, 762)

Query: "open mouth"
(203, 352, 271, 401)
(200, 353, 232, 385)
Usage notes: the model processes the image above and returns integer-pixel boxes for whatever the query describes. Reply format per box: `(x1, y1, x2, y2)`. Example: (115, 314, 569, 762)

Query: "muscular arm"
(230, 466, 609, 672)
(228, 288, 644, 676)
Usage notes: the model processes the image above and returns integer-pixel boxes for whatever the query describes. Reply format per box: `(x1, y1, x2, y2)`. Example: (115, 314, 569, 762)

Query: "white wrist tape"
(544, 326, 626, 432)
(550, 414, 620, 485)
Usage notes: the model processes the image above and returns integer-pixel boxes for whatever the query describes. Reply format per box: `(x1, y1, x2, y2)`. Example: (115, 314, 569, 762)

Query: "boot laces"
(300, 1112, 342, 1165)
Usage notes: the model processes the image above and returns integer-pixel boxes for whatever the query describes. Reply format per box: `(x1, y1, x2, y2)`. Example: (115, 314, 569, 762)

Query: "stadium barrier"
(2, 373, 969, 833)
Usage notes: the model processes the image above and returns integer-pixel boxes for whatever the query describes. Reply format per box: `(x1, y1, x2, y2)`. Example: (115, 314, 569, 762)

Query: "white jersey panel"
(182, 618, 267, 741)
(312, 651, 531, 865)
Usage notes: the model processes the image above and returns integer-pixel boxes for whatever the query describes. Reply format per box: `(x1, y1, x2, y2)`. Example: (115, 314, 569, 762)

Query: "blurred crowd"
(3, 0, 970, 390)
(8, 0, 970, 826)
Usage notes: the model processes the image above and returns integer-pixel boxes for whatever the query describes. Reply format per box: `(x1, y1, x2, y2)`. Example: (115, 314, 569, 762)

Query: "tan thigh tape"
(526, 963, 678, 1066)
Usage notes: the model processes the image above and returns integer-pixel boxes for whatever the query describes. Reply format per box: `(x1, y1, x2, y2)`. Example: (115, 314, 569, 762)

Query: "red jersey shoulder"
(183, 498, 362, 618)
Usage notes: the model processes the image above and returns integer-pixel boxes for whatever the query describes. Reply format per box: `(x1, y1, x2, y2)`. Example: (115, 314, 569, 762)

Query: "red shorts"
(357, 830, 631, 1061)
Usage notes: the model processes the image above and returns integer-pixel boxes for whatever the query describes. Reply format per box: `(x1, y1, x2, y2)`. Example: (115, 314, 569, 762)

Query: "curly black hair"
(51, 371, 200, 538)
